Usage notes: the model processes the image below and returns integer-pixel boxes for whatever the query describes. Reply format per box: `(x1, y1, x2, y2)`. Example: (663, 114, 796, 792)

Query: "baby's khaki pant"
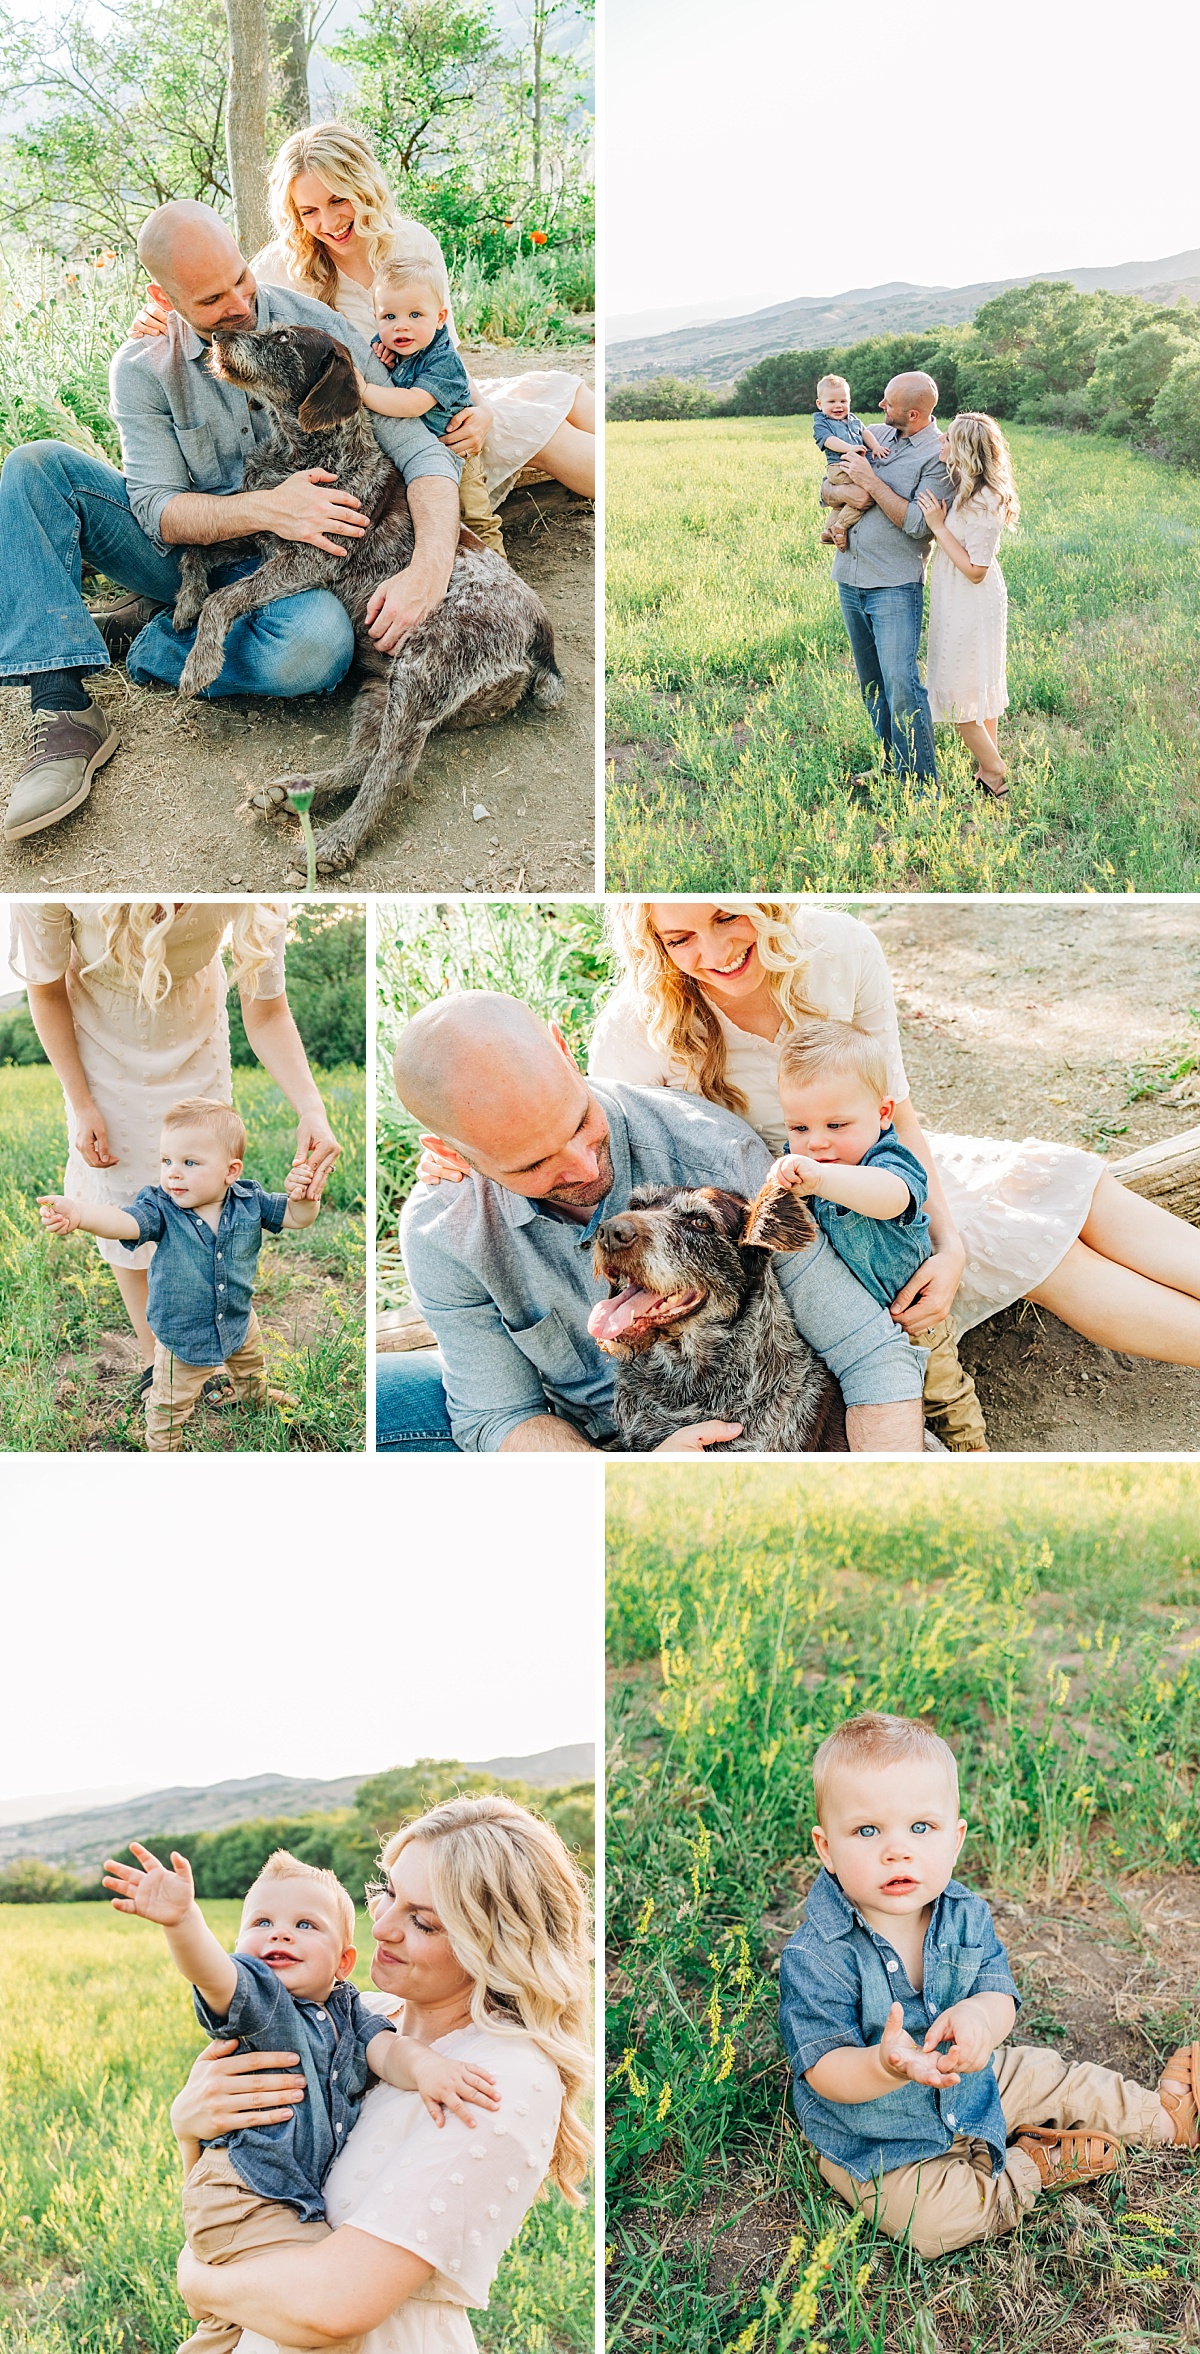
(908, 1317, 988, 1452)
(818, 2043, 1174, 2258)
(145, 1310, 267, 1453)
(458, 452, 504, 554)
(179, 2148, 362, 2354)
(820, 462, 867, 543)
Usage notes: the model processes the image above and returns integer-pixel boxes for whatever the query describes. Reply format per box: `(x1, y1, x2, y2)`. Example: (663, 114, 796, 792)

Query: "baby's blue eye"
(853, 1825, 878, 1839)
(911, 1822, 930, 1835)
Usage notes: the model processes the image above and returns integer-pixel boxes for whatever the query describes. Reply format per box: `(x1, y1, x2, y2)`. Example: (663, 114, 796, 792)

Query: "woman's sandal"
(1158, 2042, 1200, 2145)
(974, 772, 1009, 801)
(1010, 2126, 1121, 2186)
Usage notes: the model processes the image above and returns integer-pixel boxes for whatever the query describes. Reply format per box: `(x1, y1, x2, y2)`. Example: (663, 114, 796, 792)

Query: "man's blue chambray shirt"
(194, 1954, 394, 2220)
(830, 421, 955, 591)
(121, 1178, 288, 1365)
(778, 1869, 1021, 2182)
(372, 322, 472, 437)
(400, 1080, 925, 1452)
(109, 280, 462, 553)
(808, 1127, 932, 1311)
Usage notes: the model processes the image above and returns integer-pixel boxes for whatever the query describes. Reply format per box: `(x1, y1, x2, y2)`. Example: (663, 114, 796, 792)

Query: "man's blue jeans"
(0, 440, 356, 697)
(376, 1351, 461, 1453)
(837, 581, 938, 782)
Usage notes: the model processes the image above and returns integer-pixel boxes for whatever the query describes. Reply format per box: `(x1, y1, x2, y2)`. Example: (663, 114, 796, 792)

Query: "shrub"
(606, 374, 724, 421)
(1150, 355, 1200, 465)
(0, 1004, 47, 1066)
(0, 1857, 80, 1902)
(1087, 324, 1195, 429)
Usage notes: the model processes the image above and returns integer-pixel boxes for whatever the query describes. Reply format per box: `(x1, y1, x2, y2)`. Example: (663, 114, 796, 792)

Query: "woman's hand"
(441, 400, 493, 458)
(653, 1420, 743, 1454)
(916, 490, 947, 532)
(293, 1106, 340, 1189)
(128, 293, 171, 339)
(416, 1135, 471, 1186)
(73, 1102, 117, 1167)
(171, 2038, 308, 2146)
(889, 1243, 966, 1333)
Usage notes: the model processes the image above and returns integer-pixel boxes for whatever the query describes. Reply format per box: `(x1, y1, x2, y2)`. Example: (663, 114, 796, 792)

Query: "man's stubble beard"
(542, 1133, 615, 1211)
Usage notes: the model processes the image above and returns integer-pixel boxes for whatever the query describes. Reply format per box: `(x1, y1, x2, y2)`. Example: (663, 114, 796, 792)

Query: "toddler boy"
(38, 1095, 318, 1451)
(813, 373, 893, 549)
(358, 255, 502, 554)
(770, 1020, 987, 1451)
(779, 1711, 1200, 2256)
(102, 1840, 498, 2354)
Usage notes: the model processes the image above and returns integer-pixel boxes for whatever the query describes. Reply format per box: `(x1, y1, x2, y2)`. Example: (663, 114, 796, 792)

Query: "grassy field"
(0, 1902, 592, 2353)
(0, 1063, 366, 1451)
(607, 1462, 1200, 2354)
(605, 417, 1200, 891)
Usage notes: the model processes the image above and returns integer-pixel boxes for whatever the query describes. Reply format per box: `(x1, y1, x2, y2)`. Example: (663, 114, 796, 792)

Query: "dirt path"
(867, 897, 1200, 1451)
(0, 345, 595, 894)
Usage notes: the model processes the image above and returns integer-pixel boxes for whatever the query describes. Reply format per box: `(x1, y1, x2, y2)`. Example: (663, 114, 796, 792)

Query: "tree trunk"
(1110, 1124, 1200, 1223)
(274, 0, 312, 132)
(225, 0, 273, 257)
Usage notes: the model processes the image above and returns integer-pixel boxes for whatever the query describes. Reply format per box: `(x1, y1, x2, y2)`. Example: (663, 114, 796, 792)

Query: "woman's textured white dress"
(587, 906, 1104, 1340)
(253, 237, 583, 504)
(924, 486, 1009, 724)
(10, 904, 286, 1272)
(235, 2003, 564, 2354)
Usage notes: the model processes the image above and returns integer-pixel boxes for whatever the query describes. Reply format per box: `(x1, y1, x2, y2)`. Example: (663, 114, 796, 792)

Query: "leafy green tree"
(607, 376, 724, 421)
(1152, 357, 1200, 466)
(0, 1856, 80, 1901)
(227, 905, 366, 1069)
(0, 1004, 48, 1065)
(1087, 323, 1196, 430)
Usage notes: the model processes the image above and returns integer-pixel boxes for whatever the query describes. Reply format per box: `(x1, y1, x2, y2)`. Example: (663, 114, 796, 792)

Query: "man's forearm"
(498, 1414, 597, 1453)
(158, 489, 273, 546)
(846, 1399, 924, 1453)
(864, 477, 914, 531)
(405, 475, 460, 599)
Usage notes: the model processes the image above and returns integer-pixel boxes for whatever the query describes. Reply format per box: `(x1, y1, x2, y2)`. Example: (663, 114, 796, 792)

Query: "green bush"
(1087, 323, 1195, 430)
(226, 904, 366, 1071)
(451, 249, 591, 347)
(0, 1858, 80, 1902)
(1151, 355, 1200, 465)
(0, 1004, 46, 1066)
(607, 375, 725, 421)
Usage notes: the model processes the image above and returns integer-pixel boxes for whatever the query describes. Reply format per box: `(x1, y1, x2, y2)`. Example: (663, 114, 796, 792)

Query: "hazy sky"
(605, 0, 1200, 326)
(3, 1458, 599, 1806)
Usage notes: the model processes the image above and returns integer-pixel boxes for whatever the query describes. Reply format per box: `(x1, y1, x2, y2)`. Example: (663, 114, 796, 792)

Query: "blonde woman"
(584, 900, 1200, 1399)
(12, 903, 339, 1383)
(916, 412, 1019, 799)
(169, 1795, 593, 2353)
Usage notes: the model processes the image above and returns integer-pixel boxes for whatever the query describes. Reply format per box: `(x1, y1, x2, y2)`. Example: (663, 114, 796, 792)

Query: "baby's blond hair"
(374, 253, 449, 308)
(812, 1712, 960, 1824)
(161, 1097, 246, 1162)
(816, 374, 851, 402)
(244, 1850, 357, 1952)
(777, 1018, 889, 1104)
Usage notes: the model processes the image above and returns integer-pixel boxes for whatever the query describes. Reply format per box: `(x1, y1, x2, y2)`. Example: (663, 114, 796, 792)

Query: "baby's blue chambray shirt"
(194, 1954, 394, 2220)
(371, 321, 472, 438)
(807, 1126, 932, 1311)
(121, 1178, 288, 1365)
(778, 1869, 1021, 2182)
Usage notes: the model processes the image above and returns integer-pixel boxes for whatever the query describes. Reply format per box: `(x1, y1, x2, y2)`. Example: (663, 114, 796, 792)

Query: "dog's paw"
(311, 827, 357, 875)
(172, 595, 204, 632)
(250, 779, 294, 815)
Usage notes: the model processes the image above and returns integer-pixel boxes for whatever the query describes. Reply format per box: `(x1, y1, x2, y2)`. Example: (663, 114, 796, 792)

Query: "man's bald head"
(394, 992, 615, 1209)
(135, 201, 256, 335)
(884, 372, 939, 428)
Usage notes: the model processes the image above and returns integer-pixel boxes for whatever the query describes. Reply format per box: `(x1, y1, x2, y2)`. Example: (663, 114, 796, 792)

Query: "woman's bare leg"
(528, 419, 595, 497)
(1029, 1238, 1200, 1366)
(955, 720, 1006, 785)
(1078, 1170, 1200, 1299)
(112, 1266, 155, 1366)
(565, 385, 596, 431)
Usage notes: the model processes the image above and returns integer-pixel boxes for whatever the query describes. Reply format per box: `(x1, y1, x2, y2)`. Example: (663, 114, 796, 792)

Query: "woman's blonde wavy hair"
(378, 1795, 593, 2203)
(84, 903, 286, 1007)
(605, 901, 820, 1116)
(943, 412, 1020, 528)
(267, 124, 411, 308)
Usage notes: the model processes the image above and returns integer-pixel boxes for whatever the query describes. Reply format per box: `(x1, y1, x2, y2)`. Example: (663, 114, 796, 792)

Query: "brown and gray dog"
(173, 322, 564, 876)
(588, 1179, 848, 1453)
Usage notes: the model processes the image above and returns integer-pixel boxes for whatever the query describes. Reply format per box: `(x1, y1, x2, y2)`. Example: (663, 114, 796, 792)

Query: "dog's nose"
(598, 1216, 638, 1251)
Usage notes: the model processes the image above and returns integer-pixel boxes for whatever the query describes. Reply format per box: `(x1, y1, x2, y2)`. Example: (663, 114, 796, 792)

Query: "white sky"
(605, 0, 1200, 324)
(1, 1456, 600, 1807)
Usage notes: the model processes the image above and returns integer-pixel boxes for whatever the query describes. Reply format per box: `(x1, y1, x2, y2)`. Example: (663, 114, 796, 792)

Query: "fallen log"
(376, 1304, 438, 1353)
(1109, 1123, 1200, 1224)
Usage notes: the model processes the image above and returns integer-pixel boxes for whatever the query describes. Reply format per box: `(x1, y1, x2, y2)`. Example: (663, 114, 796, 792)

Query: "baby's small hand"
(408, 2046, 501, 2129)
(923, 1997, 995, 2076)
(768, 1153, 824, 1196)
(37, 1194, 79, 1235)
(284, 1157, 323, 1201)
(102, 1841, 198, 1926)
(879, 2001, 960, 2088)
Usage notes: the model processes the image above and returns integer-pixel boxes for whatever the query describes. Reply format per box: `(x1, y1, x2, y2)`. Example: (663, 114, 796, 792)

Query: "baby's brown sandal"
(1158, 2043, 1200, 2145)
(1011, 2127, 1121, 2186)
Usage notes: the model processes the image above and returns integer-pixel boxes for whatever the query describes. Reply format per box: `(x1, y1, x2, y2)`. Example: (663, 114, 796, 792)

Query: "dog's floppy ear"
(742, 1177, 818, 1254)
(297, 339, 359, 430)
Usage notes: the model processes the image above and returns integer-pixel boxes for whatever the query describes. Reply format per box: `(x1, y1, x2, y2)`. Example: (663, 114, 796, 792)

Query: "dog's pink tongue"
(587, 1285, 660, 1341)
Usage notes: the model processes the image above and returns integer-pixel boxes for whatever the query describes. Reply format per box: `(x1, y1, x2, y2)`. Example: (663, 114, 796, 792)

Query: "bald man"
(0, 199, 461, 844)
(378, 992, 927, 1455)
(820, 372, 954, 790)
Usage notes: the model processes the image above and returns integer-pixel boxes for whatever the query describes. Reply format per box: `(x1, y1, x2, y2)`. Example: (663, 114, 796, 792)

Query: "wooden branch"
(1109, 1123, 1200, 1224)
(224, 0, 272, 255)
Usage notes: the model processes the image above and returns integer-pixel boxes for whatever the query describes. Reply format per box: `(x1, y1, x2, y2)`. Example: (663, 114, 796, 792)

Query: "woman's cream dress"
(252, 235, 584, 505)
(9, 904, 286, 1272)
(587, 905, 1104, 1340)
(235, 1998, 564, 2354)
(925, 487, 1009, 724)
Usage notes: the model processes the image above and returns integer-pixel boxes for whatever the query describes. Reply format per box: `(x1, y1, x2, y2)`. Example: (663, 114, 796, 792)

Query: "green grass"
(0, 1063, 366, 1451)
(606, 1463, 1200, 2354)
(0, 1903, 590, 2351)
(605, 416, 1200, 890)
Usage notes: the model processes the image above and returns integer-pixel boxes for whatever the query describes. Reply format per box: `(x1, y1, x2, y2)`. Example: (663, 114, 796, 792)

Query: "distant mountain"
(607, 247, 1200, 384)
(0, 1746, 595, 1872)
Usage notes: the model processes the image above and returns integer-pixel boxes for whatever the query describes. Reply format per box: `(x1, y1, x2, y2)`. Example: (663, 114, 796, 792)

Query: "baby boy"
(357, 255, 502, 554)
(102, 1840, 499, 2354)
(38, 1095, 319, 1451)
(769, 1020, 987, 1451)
(813, 373, 893, 550)
(779, 1710, 1200, 2255)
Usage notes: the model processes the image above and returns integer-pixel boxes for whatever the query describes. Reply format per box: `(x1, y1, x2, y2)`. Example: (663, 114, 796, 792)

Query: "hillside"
(0, 1746, 595, 1871)
(607, 246, 1200, 383)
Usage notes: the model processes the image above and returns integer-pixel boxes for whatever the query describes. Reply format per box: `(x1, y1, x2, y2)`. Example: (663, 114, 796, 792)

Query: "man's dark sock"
(29, 669, 94, 714)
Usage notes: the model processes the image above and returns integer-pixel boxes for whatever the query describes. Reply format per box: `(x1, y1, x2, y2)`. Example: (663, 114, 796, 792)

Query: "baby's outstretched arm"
(38, 1195, 140, 1242)
(807, 2001, 961, 2102)
(862, 427, 888, 456)
(769, 1153, 911, 1221)
(281, 1158, 325, 1230)
(354, 364, 436, 419)
(366, 2031, 501, 2128)
(103, 1843, 238, 2014)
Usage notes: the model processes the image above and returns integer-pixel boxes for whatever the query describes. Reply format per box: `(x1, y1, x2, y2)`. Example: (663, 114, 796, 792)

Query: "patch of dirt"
(0, 344, 595, 894)
(992, 1869, 1200, 2081)
(865, 897, 1200, 1451)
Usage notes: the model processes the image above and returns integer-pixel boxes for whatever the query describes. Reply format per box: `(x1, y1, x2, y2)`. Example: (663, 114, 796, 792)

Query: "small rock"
(473, 803, 489, 821)
(228, 874, 243, 886)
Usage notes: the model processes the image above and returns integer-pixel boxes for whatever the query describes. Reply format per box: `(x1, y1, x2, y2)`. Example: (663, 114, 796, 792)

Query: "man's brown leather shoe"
(93, 593, 170, 659)
(3, 704, 120, 840)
